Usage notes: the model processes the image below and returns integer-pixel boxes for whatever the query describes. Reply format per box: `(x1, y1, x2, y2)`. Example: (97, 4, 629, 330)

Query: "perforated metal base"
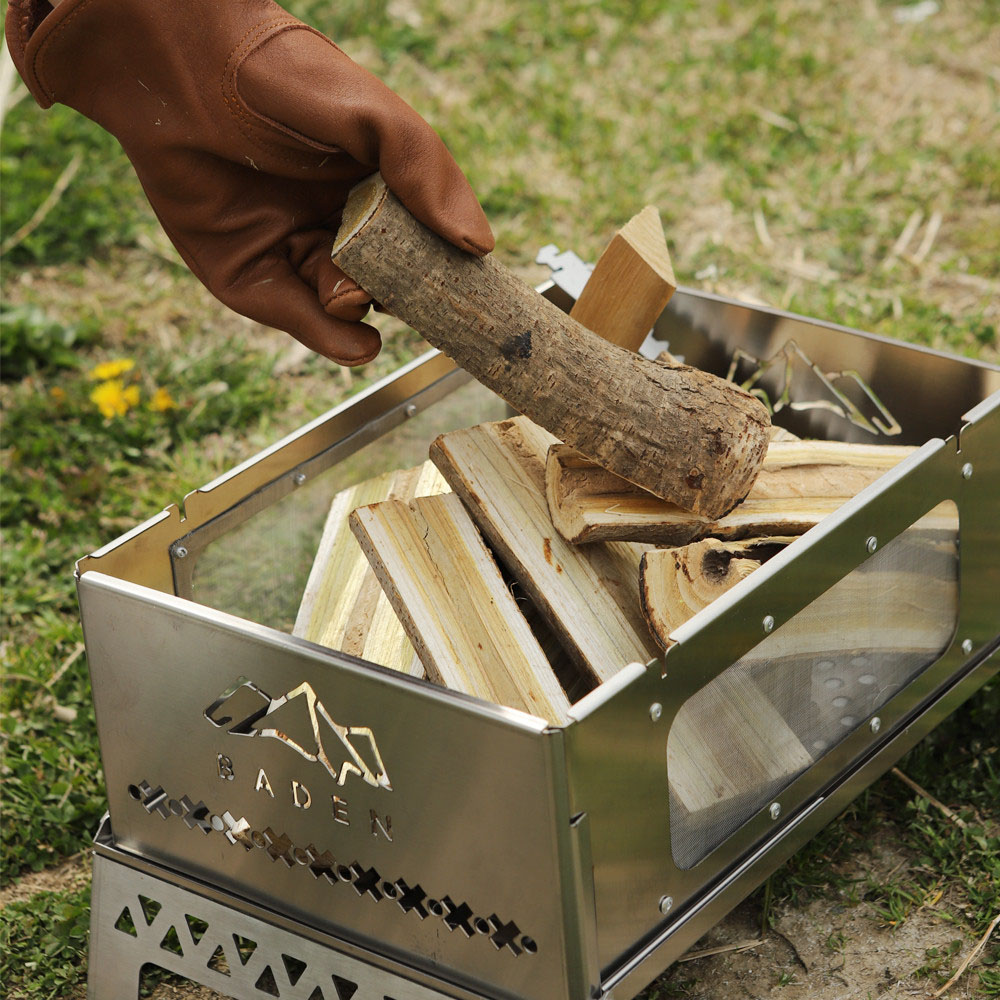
(88, 848, 464, 1000)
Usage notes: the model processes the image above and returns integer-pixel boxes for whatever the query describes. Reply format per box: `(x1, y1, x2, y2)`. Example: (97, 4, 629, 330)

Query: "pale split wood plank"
(546, 439, 916, 545)
(349, 492, 571, 724)
(768, 425, 801, 442)
(293, 461, 449, 676)
(430, 416, 659, 683)
(570, 205, 677, 352)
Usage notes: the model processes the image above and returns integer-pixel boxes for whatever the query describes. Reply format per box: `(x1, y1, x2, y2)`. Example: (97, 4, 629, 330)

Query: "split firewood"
(569, 205, 676, 351)
(640, 538, 790, 648)
(293, 462, 449, 675)
(332, 174, 770, 518)
(430, 416, 660, 684)
(546, 439, 915, 545)
(349, 492, 571, 724)
(768, 425, 801, 442)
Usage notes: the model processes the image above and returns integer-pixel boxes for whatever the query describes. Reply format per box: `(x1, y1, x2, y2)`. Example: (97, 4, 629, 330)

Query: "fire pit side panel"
(78, 571, 593, 1000)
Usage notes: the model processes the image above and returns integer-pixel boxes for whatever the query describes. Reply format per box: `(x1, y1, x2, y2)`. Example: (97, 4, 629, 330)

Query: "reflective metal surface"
(89, 829, 478, 999)
(650, 288, 1000, 445)
(602, 637, 998, 1000)
(79, 572, 591, 1000)
(76, 350, 468, 593)
(77, 284, 1000, 1000)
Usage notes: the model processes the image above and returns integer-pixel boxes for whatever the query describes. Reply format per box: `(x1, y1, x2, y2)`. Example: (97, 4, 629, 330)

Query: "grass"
(1, 0, 998, 997)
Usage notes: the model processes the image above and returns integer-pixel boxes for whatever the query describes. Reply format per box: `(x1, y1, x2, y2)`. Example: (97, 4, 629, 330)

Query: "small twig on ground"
(0, 150, 84, 258)
(882, 209, 924, 270)
(677, 938, 765, 963)
(31, 641, 85, 710)
(928, 911, 1000, 998)
(753, 207, 774, 248)
(751, 105, 798, 132)
(47, 641, 86, 689)
(909, 210, 943, 265)
(778, 254, 838, 283)
(891, 767, 967, 829)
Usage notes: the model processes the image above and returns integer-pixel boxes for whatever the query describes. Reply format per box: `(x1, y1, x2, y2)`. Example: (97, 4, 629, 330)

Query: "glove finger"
(292, 237, 373, 322)
(239, 29, 494, 256)
(222, 256, 382, 366)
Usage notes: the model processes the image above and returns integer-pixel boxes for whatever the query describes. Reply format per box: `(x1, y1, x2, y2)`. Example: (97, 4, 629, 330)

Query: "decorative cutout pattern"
(127, 779, 536, 957)
(204, 678, 391, 791)
(727, 339, 902, 437)
(90, 852, 476, 999)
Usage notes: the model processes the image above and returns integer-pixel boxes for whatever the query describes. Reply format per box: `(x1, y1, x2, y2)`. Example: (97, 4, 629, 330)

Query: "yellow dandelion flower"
(90, 379, 138, 418)
(50, 386, 67, 401)
(88, 358, 135, 381)
(149, 387, 177, 412)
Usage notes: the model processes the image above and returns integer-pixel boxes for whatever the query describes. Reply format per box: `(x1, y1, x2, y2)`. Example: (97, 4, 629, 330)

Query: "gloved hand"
(5, 0, 494, 365)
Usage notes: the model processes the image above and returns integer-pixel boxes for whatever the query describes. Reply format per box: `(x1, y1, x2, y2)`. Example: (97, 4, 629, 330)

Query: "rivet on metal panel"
(171, 544, 188, 559)
(658, 895, 673, 915)
(762, 615, 775, 633)
(866, 536, 878, 553)
(769, 802, 782, 820)
(405, 403, 418, 418)
(961, 638, 974, 655)
(649, 702, 663, 722)
(293, 471, 307, 486)
(870, 717, 882, 733)
(961, 462, 973, 479)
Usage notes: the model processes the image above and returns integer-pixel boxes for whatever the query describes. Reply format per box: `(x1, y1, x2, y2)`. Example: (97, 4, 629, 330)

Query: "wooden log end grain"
(640, 538, 786, 648)
(332, 174, 771, 519)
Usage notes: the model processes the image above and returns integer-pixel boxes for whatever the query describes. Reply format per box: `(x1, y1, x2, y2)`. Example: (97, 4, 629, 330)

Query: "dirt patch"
(0, 852, 91, 908)
(147, 983, 226, 999)
(651, 828, 983, 999)
(651, 892, 976, 1000)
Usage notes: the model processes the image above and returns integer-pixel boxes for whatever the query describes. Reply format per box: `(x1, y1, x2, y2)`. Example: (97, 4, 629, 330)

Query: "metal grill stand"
(79, 271, 1000, 1000)
(89, 818, 469, 999)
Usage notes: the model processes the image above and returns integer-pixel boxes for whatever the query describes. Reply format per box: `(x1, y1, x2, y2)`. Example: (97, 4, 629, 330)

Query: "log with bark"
(332, 174, 770, 518)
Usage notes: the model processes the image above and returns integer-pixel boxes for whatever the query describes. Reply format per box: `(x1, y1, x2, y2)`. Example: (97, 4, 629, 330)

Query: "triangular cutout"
(159, 924, 184, 956)
(282, 954, 308, 986)
(306, 989, 326, 1000)
(232, 933, 258, 966)
(185, 913, 209, 945)
(207, 944, 231, 976)
(137, 894, 162, 925)
(114, 907, 138, 937)
(332, 974, 359, 1000)
(255, 965, 280, 996)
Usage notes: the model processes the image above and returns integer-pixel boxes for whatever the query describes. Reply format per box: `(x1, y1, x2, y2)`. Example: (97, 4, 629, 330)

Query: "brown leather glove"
(6, 0, 494, 365)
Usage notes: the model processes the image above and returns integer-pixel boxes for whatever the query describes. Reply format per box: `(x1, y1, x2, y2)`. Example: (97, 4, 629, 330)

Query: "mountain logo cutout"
(205, 677, 391, 790)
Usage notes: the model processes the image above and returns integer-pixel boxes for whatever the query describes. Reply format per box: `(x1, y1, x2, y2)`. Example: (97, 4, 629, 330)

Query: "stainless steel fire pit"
(78, 262, 1000, 1000)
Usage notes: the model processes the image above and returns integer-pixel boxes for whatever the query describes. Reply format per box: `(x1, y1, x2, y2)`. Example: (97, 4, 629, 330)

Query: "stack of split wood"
(296, 203, 915, 735)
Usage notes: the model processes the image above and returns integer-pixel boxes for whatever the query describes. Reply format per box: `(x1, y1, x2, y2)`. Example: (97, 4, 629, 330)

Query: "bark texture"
(333, 175, 770, 517)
